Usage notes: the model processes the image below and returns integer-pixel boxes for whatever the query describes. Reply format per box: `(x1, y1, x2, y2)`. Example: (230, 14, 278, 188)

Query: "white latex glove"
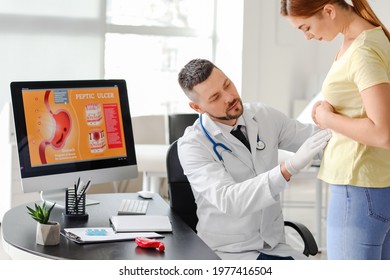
(285, 129, 332, 175)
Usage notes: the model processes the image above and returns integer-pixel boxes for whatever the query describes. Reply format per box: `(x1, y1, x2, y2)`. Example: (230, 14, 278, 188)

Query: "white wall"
(0, 0, 105, 111)
(241, 0, 337, 115)
(242, 0, 390, 116)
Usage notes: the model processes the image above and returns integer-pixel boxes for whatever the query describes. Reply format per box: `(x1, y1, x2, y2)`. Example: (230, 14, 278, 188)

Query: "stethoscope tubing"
(199, 115, 231, 161)
(199, 114, 260, 176)
(199, 114, 265, 162)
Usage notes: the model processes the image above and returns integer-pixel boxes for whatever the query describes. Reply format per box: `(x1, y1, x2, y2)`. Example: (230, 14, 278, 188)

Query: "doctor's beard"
(208, 98, 244, 121)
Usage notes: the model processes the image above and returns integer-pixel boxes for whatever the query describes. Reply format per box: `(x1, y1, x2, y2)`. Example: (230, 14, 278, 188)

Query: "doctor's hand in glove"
(284, 129, 332, 177)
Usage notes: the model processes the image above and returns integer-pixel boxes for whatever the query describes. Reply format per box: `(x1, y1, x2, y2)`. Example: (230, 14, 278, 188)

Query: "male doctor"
(177, 59, 331, 260)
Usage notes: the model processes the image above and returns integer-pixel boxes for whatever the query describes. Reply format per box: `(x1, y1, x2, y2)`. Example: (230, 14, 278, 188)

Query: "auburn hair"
(280, 0, 390, 41)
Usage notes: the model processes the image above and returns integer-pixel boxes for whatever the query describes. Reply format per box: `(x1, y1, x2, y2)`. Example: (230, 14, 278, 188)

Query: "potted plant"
(27, 201, 60, 246)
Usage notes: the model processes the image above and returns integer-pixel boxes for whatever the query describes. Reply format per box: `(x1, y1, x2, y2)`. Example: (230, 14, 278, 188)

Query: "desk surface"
(2, 193, 219, 260)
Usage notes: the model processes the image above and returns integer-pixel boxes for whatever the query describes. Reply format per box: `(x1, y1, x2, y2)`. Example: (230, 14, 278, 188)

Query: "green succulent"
(26, 201, 56, 224)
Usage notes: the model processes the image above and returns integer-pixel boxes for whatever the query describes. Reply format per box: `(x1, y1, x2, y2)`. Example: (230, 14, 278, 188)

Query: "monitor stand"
(40, 189, 100, 208)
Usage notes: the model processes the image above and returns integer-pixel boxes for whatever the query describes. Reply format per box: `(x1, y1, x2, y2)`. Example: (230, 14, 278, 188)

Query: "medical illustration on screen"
(22, 87, 127, 166)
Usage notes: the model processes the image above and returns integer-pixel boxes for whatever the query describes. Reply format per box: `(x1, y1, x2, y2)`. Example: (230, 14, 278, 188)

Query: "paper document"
(63, 227, 163, 244)
(110, 215, 173, 233)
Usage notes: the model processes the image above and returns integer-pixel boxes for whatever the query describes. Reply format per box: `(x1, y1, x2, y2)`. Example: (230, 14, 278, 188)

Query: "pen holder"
(65, 189, 89, 221)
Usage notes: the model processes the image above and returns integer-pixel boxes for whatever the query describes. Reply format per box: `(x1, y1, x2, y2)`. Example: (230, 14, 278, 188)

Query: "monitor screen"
(10, 79, 138, 204)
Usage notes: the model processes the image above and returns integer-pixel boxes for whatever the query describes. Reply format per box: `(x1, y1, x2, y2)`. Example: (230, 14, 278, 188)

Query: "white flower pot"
(36, 221, 60, 246)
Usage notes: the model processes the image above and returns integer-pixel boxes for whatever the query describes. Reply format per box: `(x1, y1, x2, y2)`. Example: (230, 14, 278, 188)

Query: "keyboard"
(118, 199, 149, 215)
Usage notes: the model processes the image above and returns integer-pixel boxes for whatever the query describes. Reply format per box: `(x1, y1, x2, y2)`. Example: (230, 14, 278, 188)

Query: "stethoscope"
(199, 114, 266, 162)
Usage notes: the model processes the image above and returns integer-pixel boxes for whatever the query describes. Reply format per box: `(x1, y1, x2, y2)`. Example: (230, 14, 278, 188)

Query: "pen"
(65, 231, 81, 241)
(73, 183, 78, 207)
(77, 179, 92, 206)
(79, 179, 91, 196)
(74, 181, 78, 194)
(76, 177, 80, 192)
(77, 180, 84, 196)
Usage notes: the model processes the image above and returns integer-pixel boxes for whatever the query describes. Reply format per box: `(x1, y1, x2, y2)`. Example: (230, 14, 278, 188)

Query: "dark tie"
(231, 125, 251, 151)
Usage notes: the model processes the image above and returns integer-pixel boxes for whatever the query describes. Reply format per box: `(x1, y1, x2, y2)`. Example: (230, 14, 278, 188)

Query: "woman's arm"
(312, 83, 390, 149)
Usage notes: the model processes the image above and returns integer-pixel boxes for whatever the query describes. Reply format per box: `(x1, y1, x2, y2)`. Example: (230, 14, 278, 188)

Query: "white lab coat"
(178, 103, 318, 260)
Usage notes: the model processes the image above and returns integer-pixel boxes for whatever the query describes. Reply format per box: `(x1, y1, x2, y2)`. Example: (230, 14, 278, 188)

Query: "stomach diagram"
(39, 90, 72, 164)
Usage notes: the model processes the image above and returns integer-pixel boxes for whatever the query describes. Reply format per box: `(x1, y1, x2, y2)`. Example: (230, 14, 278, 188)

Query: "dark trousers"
(257, 252, 294, 260)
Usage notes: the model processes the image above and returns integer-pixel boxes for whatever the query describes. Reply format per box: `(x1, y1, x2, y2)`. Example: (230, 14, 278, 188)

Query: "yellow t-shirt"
(318, 27, 390, 188)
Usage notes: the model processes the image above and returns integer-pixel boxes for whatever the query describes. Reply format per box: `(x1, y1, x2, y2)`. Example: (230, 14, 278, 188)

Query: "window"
(105, 0, 242, 117)
(105, 0, 216, 116)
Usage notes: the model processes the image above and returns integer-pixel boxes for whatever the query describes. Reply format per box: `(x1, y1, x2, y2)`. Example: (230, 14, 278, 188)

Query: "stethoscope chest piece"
(256, 140, 266, 150)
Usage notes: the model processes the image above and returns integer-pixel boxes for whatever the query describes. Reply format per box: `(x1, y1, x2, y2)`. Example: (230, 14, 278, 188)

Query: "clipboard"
(110, 215, 173, 233)
(62, 227, 163, 244)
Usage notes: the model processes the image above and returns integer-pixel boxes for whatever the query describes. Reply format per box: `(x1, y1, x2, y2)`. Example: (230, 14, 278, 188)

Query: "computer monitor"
(10, 79, 138, 206)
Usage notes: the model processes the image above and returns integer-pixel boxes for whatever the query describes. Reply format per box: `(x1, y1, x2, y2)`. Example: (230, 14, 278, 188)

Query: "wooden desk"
(1, 193, 219, 260)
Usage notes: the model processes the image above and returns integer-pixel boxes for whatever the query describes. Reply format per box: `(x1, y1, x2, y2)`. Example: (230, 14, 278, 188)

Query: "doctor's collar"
(233, 117, 246, 130)
(214, 116, 246, 135)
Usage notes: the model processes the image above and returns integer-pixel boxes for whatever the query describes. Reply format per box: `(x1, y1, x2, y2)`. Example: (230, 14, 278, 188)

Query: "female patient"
(280, 0, 390, 259)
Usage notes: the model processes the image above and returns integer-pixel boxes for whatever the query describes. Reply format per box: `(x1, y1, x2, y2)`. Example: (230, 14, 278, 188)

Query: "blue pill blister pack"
(86, 228, 107, 236)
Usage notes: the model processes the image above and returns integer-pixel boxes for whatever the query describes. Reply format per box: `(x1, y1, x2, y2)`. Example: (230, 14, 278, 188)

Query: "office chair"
(166, 140, 319, 257)
(168, 113, 199, 144)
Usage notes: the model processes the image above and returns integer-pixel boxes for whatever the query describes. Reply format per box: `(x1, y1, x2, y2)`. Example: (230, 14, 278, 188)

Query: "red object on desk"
(135, 237, 165, 251)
